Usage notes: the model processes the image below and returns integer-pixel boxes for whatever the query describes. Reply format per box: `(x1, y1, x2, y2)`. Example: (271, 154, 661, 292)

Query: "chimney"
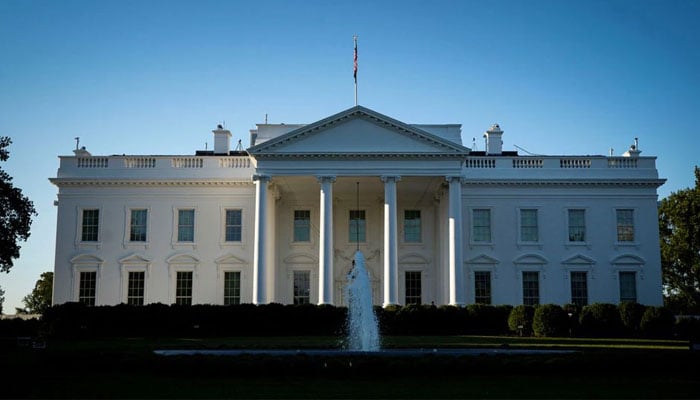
(484, 124, 503, 155)
(213, 125, 232, 155)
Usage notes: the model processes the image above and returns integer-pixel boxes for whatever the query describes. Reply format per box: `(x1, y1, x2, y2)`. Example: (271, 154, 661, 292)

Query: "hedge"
(2, 302, 696, 339)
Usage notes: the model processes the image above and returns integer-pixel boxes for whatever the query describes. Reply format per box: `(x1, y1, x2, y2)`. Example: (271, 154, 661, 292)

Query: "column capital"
(253, 174, 272, 182)
(316, 175, 337, 184)
(445, 175, 464, 184)
(380, 175, 401, 183)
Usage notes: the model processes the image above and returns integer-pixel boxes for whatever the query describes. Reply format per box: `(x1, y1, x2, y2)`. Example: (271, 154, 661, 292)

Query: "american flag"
(353, 39, 358, 82)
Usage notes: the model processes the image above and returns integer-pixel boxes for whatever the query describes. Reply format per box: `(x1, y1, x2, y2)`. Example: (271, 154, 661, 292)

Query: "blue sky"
(0, 0, 698, 312)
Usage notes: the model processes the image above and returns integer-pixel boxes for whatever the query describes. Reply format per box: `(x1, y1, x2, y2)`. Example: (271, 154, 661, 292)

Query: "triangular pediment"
(248, 106, 470, 158)
(561, 253, 596, 265)
(466, 254, 500, 264)
(70, 253, 104, 264)
(119, 253, 152, 264)
(214, 253, 248, 265)
(166, 253, 200, 264)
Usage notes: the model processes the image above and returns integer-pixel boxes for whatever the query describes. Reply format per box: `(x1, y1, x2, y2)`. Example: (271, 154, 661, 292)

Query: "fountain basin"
(154, 348, 577, 357)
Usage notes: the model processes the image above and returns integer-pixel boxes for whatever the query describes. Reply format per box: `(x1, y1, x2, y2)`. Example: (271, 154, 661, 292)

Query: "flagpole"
(353, 35, 358, 106)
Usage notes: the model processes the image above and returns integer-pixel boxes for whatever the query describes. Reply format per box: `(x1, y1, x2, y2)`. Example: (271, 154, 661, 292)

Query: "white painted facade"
(50, 106, 665, 307)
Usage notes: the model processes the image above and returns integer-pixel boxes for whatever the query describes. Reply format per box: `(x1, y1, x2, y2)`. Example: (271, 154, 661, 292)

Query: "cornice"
(252, 152, 466, 160)
(462, 179, 666, 188)
(49, 178, 254, 187)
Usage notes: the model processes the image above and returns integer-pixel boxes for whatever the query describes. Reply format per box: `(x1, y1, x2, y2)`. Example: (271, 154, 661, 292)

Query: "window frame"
(126, 271, 146, 306)
(292, 270, 311, 305)
(402, 209, 422, 244)
(404, 270, 422, 305)
(471, 208, 492, 243)
(224, 209, 243, 243)
(518, 208, 539, 244)
(570, 271, 588, 307)
(615, 208, 636, 243)
(77, 207, 102, 245)
(172, 207, 198, 247)
(619, 271, 637, 303)
(223, 270, 241, 305)
(175, 271, 194, 306)
(78, 270, 97, 306)
(473, 270, 492, 304)
(128, 208, 149, 243)
(293, 209, 312, 243)
(522, 271, 540, 306)
(348, 209, 367, 244)
(567, 208, 587, 243)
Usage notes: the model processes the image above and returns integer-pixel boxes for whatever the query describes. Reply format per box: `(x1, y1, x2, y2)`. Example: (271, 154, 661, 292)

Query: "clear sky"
(0, 0, 698, 313)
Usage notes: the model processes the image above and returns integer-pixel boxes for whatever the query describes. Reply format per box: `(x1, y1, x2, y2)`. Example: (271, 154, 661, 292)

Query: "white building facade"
(50, 106, 665, 307)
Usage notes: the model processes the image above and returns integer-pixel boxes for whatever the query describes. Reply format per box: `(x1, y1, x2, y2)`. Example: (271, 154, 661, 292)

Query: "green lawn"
(2, 335, 698, 399)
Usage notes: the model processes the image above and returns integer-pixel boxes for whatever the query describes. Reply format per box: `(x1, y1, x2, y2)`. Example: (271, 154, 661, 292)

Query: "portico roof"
(247, 105, 470, 160)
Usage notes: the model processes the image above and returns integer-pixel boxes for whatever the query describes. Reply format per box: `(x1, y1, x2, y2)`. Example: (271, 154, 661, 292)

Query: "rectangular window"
(225, 209, 242, 242)
(568, 209, 586, 242)
(405, 271, 422, 305)
(224, 271, 241, 305)
(520, 209, 539, 242)
(616, 209, 635, 242)
(522, 271, 540, 306)
(130, 209, 148, 242)
(177, 209, 195, 242)
(404, 210, 422, 243)
(175, 271, 193, 305)
(619, 271, 637, 303)
(127, 271, 145, 306)
(78, 271, 97, 306)
(293, 271, 311, 305)
(474, 271, 492, 304)
(349, 210, 366, 243)
(293, 210, 311, 242)
(570, 271, 588, 307)
(81, 209, 99, 242)
(472, 209, 491, 242)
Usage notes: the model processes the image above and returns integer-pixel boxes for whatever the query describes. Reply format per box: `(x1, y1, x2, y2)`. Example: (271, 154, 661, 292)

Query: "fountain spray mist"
(345, 250, 380, 351)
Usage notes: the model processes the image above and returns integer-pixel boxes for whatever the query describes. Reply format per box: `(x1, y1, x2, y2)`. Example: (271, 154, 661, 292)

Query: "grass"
(2, 335, 698, 399)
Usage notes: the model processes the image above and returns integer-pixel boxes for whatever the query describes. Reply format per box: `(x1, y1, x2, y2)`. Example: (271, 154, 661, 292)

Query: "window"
(293, 271, 310, 305)
(405, 271, 422, 305)
(474, 271, 492, 304)
(570, 271, 588, 306)
(129, 209, 148, 242)
(520, 209, 538, 242)
(175, 271, 193, 305)
(293, 210, 311, 242)
(127, 271, 145, 305)
(619, 271, 637, 303)
(568, 209, 586, 242)
(349, 210, 366, 243)
(522, 271, 540, 306)
(616, 209, 635, 242)
(225, 209, 242, 242)
(81, 209, 99, 242)
(404, 210, 421, 243)
(472, 209, 491, 242)
(177, 209, 195, 242)
(78, 271, 97, 306)
(224, 271, 241, 305)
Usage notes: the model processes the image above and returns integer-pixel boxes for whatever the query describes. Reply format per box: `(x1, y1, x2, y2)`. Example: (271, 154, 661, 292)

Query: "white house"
(50, 106, 665, 307)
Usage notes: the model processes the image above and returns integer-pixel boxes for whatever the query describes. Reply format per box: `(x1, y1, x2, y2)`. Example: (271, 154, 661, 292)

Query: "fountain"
(345, 250, 380, 351)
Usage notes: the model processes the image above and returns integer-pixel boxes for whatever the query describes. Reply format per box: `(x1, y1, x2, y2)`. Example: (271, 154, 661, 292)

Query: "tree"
(0, 137, 37, 273)
(659, 166, 700, 313)
(23, 271, 53, 314)
(0, 285, 5, 314)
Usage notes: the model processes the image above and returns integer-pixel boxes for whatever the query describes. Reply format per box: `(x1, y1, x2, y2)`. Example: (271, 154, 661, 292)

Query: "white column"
(447, 176, 465, 306)
(253, 174, 271, 304)
(381, 175, 400, 307)
(317, 175, 336, 305)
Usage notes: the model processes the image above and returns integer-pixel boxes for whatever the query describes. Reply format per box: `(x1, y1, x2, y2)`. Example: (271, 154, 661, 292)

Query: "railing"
(171, 157, 204, 168)
(513, 158, 543, 168)
(219, 157, 251, 168)
(608, 157, 638, 168)
(560, 158, 591, 169)
(465, 159, 496, 168)
(77, 157, 109, 168)
(124, 157, 156, 168)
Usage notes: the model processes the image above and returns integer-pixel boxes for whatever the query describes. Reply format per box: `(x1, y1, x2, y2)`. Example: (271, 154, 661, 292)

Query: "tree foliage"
(659, 166, 700, 313)
(23, 271, 53, 314)
(0, 285, 5, 314)
(0, 137, 37, 273)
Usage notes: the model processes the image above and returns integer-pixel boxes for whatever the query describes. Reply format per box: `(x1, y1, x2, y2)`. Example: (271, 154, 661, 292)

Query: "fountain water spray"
(345, 250, 380, 351)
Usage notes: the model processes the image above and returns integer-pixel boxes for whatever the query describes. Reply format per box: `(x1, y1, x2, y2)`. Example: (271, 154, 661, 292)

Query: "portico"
(248, 106, 470, 306)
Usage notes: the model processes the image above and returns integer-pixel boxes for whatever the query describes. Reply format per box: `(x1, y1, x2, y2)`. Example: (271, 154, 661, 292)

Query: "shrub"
(508, 305, 535, 336)
(579, 303, 623, 337)
(562, 303, 581, 336)
(532, 304, 568, 337)
(619, 302, 647, 336)
(675, 316, 700, 340)
(639, 306, 675, 338)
